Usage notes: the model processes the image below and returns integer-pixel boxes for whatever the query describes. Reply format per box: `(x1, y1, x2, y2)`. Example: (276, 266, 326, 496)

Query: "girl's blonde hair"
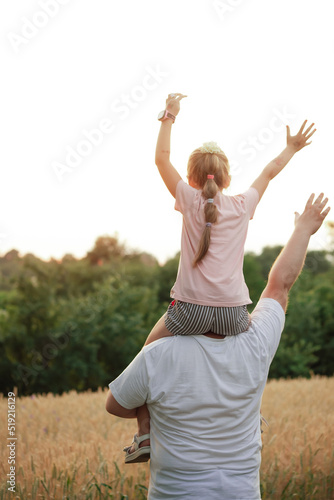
(187, 148, 231, 267)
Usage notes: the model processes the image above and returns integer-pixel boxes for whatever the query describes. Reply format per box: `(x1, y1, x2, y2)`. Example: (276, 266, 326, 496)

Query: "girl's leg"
(126, 403, 151, 455)
(125, 315, 172, 459)
(145, 314, 173, 345)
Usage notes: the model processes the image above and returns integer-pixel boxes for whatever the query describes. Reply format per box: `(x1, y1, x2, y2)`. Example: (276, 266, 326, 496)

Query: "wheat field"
(0, 377, 333, 499)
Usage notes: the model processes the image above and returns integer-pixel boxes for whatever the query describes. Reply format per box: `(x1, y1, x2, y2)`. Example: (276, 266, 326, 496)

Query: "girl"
(122, 93, 316, 463)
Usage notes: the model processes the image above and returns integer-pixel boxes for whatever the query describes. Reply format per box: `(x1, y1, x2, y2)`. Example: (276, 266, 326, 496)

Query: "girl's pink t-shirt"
(170, 180, 260, 307)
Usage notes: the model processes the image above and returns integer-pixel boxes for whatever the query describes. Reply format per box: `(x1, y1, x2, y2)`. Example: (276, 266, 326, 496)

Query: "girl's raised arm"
(251, 120, 316, 202)
(155, 93, 187, 198)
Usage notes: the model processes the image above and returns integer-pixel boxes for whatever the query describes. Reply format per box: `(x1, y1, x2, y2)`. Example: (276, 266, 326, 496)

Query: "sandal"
(123, 433, 150, 464)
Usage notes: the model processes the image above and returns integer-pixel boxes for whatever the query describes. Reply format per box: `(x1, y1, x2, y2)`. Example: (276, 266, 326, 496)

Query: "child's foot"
(123, 433, 150, 464)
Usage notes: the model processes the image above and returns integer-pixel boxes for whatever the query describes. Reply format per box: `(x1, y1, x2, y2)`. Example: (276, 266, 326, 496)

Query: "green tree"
(255, 245, 283, 280)
(269, 268, 334, 379)
(243, 252, 266, 311)
(0, 249, 22, 291)
(86, 235, 125, 265)
(1, 258, 58, 394)
(156, 253, 179, 305)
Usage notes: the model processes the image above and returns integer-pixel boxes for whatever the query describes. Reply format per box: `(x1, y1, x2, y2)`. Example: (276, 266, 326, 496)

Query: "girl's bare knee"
(145, 316, 173, 345)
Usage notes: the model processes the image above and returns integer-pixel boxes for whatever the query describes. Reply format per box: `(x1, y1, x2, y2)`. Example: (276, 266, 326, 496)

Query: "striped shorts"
(164, 300, 250, 336)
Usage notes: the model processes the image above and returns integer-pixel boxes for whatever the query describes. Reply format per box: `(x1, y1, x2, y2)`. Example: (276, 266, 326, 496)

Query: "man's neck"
(203, 332, 226, 339)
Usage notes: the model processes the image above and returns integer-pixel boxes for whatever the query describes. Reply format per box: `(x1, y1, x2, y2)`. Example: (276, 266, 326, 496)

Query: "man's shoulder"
(251, 298, 285, 322)
(248, 298, 285, 357)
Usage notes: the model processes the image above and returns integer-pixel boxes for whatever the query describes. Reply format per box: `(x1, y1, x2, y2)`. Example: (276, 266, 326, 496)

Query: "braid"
(193, 177, 219, 267)
(187, 145, 230, 267)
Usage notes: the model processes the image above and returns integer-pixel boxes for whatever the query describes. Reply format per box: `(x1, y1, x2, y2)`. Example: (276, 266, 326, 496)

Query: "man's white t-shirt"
(109, 298, 285, 500)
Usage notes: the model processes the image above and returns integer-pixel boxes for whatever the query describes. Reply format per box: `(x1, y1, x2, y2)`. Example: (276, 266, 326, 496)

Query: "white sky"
(1, 0, 333, 264)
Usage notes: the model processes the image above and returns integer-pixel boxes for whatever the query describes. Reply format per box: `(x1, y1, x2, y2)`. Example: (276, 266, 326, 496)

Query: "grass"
(260, 376, 334, 499)
(0, 377, 333, 499)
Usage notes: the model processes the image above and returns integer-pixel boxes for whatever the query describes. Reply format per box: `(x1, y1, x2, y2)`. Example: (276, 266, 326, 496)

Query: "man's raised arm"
(261, 193, 330, 311)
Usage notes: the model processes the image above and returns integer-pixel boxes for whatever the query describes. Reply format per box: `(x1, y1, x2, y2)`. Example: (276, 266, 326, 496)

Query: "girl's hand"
(287, 120, 316, 152)
(166, 93, 187, 117)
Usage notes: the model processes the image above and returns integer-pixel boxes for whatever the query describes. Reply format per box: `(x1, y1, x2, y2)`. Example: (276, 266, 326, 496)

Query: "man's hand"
(261, 193, 330, 310)
(294, 193, 331, 235)
(287, 120, 316, 152)
(165, 93, 187, 117)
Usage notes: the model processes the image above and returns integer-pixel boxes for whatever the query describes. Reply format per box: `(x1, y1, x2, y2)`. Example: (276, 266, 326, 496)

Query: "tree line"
(0, 236, 333, 396)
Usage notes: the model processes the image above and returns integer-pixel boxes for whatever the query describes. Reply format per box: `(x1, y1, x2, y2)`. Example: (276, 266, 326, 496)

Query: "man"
(106, 193, 330, 500)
